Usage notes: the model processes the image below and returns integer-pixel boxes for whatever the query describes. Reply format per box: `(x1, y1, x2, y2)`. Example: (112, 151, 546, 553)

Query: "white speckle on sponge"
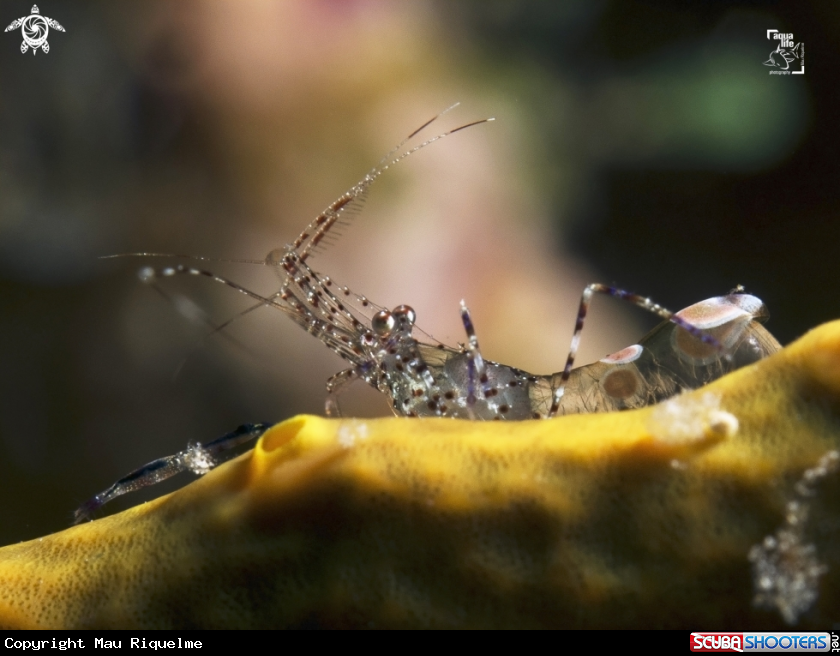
(338, 422, 369, 449)
(647, 392, 738, 445)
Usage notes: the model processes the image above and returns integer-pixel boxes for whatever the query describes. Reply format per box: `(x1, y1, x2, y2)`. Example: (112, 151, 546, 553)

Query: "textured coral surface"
(2, 322, 840, 629)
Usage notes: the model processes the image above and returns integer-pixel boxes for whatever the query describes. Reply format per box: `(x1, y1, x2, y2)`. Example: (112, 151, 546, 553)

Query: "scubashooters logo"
(690, 632, 831, 652)
(764, 29, 804, 75)
(4, 5, 65, 55)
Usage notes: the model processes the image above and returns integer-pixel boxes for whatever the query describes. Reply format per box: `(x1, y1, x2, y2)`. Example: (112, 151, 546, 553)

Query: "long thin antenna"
(291, 110, 494, 262)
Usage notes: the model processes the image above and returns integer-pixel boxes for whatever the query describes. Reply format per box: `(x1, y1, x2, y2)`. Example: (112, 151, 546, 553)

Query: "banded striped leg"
(325, 368, 362, 418)
(73, 423, 271, 523)
(459, 301, 488, 419)
(547, 284, 721, 418)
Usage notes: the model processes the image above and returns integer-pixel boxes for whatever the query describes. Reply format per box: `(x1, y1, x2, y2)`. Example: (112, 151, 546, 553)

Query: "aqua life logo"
(764, 30, 804, 75)
(4, 5, 65, 55)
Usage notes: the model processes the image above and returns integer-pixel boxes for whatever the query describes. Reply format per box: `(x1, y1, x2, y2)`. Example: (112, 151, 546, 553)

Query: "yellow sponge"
(2, 321, 840, 628)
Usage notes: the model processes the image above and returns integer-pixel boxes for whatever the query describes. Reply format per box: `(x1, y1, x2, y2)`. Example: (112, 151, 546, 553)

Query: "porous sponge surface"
(2, 322, 840, 628)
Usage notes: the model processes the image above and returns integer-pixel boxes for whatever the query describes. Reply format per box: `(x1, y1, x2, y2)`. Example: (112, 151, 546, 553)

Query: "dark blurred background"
(0, 0, 835, 544)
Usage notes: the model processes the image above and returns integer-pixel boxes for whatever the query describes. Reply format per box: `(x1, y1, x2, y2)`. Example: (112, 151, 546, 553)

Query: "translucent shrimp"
(75, 110, 781, 521)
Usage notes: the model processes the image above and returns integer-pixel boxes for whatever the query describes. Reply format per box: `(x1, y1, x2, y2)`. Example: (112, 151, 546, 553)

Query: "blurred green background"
(0, 0, 834, 544)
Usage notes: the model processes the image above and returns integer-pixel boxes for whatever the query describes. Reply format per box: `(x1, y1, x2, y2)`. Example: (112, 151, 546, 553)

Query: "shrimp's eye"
(392, 305, 416, 327)
(372, 310, 396, 337)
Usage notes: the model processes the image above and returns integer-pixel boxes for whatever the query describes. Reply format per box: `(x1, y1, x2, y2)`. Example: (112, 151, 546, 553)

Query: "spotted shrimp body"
(257, 245, 780, 421)
(76, 109, 782, 521)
